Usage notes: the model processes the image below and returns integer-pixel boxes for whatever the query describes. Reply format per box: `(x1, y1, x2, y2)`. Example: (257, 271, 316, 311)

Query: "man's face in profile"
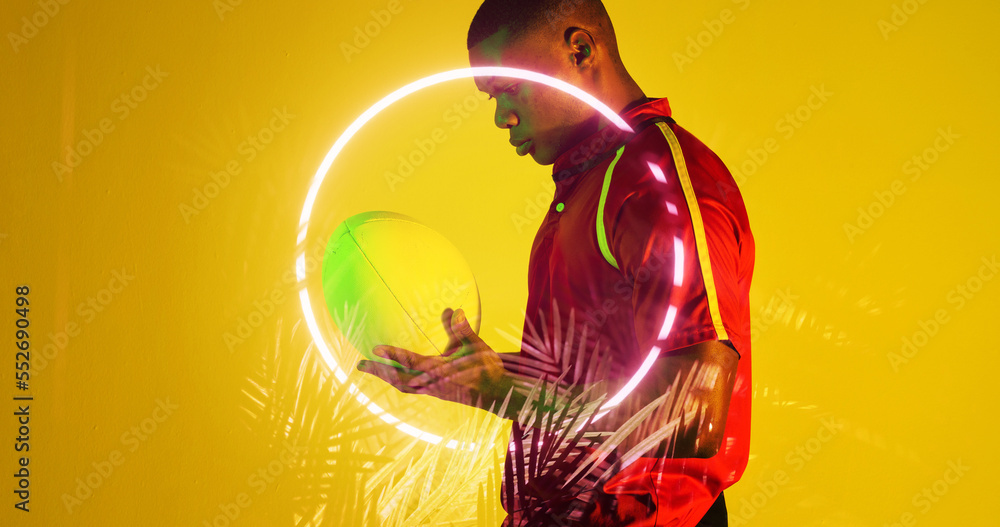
(469, 27, 600, 166)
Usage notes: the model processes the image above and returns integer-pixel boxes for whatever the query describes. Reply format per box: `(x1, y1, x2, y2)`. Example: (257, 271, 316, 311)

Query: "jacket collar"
(551, 97, 673, 181)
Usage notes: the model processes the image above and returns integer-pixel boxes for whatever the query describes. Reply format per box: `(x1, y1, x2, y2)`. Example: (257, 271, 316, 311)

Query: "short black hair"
(467, 0, 607, 50)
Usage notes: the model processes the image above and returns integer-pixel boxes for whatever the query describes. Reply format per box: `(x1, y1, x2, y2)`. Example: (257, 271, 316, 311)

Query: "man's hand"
(357, 309, 738, 459)
(357, 308, 515, 412)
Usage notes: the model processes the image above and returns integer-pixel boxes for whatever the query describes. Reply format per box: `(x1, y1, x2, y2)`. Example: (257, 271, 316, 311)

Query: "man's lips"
(511, 138, 533, 156)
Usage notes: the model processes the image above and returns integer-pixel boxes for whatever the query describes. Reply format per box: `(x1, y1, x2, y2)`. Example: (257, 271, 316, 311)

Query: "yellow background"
(2, 0, 998, 525)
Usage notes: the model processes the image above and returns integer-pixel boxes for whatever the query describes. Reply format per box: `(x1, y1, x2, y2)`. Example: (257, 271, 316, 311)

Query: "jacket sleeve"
(605, 130, 741, 360)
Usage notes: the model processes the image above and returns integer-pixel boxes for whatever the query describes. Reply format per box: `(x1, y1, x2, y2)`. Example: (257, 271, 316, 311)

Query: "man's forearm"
(488, 341, 738, 459)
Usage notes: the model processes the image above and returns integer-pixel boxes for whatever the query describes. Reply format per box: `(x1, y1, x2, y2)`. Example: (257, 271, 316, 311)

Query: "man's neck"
(608, 72, 647, 115)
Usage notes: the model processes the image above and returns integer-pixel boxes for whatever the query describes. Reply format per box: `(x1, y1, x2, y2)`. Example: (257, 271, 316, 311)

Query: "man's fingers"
(373, 345, 420, 370)
(357, 360, 418, 393)
(449, 308, 478, 341)
(441, 307, 454, 333)
(441, 308, 461, 347)
(407, 352, 487, 390)
(441, 308, 469, 357)
(407, 365, 452, 392)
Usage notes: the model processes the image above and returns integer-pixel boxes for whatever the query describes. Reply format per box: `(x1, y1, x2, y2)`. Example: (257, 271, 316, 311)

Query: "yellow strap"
(655, 122, 729, 341)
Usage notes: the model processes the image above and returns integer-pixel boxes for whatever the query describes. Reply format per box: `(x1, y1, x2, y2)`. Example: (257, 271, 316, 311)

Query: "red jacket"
(505, 96, 754, 526)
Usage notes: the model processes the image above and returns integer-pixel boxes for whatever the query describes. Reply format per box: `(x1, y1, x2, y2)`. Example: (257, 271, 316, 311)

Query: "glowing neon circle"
(295, 66, 638, 449)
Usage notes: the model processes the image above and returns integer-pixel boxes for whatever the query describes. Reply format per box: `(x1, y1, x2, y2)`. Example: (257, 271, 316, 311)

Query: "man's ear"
(564, 27, 596, 68)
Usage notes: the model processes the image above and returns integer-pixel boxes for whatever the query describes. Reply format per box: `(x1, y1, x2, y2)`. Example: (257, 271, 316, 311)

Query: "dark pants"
(698, 492, 728, 526)
(580, 490, 727, 526)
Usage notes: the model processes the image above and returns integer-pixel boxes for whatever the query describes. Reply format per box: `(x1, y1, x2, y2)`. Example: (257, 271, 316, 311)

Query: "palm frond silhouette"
(240, 295, 713, 525)
(493, 299, 715, 526)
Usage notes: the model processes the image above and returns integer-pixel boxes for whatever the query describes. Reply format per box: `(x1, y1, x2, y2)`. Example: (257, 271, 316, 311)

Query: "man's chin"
(528, 149, 556, 166)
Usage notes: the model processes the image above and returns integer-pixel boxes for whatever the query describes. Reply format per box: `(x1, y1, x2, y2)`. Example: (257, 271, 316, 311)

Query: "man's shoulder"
(619, 120, 725, 171)
(601, 119, 748, 237)
(611, 120, 738, 197)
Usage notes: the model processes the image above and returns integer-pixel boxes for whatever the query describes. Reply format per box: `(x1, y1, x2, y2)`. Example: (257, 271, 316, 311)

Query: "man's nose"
(494, 101, 518, 129)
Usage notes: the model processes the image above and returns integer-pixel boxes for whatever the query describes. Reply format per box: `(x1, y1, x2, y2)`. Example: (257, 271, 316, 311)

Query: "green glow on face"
(556, 202, 565, 212)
